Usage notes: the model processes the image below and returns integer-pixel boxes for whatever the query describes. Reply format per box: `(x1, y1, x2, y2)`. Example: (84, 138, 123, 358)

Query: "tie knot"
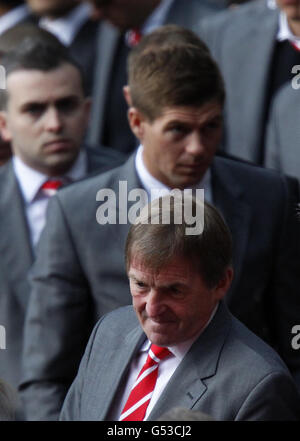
(40, 179, 64, 196)
(149, 344, 172, 362)
(125, 28, 142, 47)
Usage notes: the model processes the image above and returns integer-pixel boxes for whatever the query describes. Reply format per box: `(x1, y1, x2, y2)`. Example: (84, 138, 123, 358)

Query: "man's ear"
(127, 106, 146, 141)
(123, 85, 132, 106)
(0, 111, 12, 142)
(213, 267, 234, 302)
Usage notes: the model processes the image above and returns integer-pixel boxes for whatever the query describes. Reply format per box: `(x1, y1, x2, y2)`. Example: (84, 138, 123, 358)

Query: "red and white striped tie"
(119, 344, 172, 421)
(40, 179, 64, 197)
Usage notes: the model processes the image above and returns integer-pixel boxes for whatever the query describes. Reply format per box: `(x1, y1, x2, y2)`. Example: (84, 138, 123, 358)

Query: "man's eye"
(204, 121, 222, 131)
(57, 98, 80, 114)
(25, 104, 45, 116)
(170, 126, 188, 135)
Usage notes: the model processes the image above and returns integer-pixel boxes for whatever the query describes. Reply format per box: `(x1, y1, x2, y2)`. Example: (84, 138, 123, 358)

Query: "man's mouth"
(43, 139, 72, 152)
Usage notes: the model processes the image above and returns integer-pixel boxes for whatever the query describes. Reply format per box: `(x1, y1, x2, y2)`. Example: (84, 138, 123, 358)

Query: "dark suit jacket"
(87, 0, 227, 152)
(60, 302, 300, 421)
(68, 19, 99, 95)
(0, 146, 124, 391)
(198, 0, 279, 163)
(20, 153, 300, 420)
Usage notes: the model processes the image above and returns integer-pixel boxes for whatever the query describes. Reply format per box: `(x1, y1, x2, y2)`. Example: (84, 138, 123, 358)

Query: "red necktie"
(40, 179, 64, 197)
(119, 344, 172, 421)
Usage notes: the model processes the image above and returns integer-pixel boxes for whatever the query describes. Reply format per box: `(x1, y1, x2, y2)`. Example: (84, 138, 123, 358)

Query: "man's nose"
(145, 289, 166, 317)
(44, 107, 63, 132)
(185, 132, 205, 156)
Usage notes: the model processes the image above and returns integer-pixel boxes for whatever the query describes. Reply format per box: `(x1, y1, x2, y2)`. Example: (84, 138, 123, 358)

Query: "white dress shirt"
(0, 5, 29, 35)
(39, 3, 92, 46)
(135, 145, 213, 204)
(108, 304, 218, 421)
(13, 151, 87, 247)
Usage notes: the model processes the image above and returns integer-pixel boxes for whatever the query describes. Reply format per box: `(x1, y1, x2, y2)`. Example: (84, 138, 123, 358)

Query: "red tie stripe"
(40, 179, 64, 196)
(119, 344, 172, 421)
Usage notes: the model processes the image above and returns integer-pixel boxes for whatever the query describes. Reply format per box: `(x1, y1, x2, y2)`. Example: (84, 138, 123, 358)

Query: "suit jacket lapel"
(210, 158, 251, 304)
(110, 152, 147, 243)
(88, 22, 120, 145)
(148, 302, 232, 420)
(0, 162, 33, 310)
(97, 324, 146, 420)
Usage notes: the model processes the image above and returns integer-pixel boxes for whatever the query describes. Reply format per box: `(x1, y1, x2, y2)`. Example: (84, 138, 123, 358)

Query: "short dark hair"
(125, 194, 232, 289)
(127, 25, 225, 121)
(0, 24, 61, 55)
(0, 33, 87, 109)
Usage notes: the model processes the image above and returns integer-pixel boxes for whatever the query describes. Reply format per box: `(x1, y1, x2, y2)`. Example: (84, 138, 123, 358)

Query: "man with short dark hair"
(85, 0, 227, 153)
(0, 35, 123, 405)
(60, 195, 300, 420)
(21, 25, 300, 420)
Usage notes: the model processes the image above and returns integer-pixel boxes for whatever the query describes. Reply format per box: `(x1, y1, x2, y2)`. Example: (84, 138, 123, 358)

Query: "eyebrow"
(19, 95, 81, 111)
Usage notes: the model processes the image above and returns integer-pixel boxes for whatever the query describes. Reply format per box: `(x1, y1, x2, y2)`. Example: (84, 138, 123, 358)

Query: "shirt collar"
(135, 144, 212, 202)
(268, 0, 277, 10)
(0, 5, 30, 35)
(141, 0, 174, 35)
(140, 303, 219, 361)
(277, 10, 300, 49)
(39, 3, 91, 46)
(13, 149, 87, 204)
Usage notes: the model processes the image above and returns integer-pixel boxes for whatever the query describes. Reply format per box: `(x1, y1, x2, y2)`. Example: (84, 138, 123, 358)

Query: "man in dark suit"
(0, 37, 123, 406)
(20, 26, 300, 420)
(26, 0, 98, 94)
(60, 195, 300, 421)
(86, 0, 227, 153)
(198, 0, 300, 165)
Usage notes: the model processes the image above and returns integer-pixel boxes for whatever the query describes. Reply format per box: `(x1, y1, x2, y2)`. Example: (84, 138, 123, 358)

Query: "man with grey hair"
(20, 25, 300, 421)
(60, 195, 300, 421)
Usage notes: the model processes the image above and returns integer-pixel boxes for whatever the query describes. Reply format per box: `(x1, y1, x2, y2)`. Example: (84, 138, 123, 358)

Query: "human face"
(129, 255, 231, 346)
(89, 0, 160, 30)
(0, 63, 90, 176)
(131, 101, 223, 189)
(276, 0, 300, 21)
(26, 0, 78, 18)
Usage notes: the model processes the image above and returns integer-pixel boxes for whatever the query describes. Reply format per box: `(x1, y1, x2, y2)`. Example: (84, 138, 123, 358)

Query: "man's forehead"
(157, 101, 223, 124)
(129, 255, 193, 280)
(6, 64, 83, 101)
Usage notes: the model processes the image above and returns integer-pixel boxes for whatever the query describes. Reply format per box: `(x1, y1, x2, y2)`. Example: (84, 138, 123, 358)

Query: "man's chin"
(145, 326, 177, 347)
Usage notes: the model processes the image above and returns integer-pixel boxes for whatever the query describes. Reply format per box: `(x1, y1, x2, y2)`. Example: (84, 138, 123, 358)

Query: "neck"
(288, 17, 300, 37)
